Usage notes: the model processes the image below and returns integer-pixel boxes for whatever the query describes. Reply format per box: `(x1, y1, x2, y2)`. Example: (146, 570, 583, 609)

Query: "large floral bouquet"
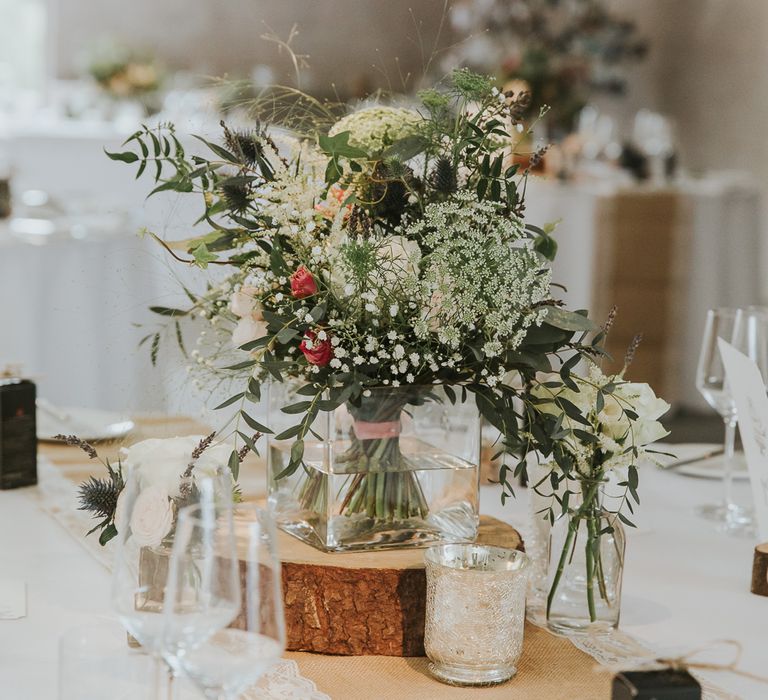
(110, 69, 605, 535)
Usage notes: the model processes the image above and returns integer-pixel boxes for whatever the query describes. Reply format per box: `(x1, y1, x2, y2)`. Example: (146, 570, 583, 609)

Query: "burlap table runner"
(37, 415, 728, 700)
(287, 622, 611, 699)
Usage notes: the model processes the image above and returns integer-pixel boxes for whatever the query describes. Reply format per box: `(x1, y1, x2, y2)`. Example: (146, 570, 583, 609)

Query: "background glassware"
(632, 109, 675, 184)
(162, 502, 286, 700)
(424, 544, 528, 687)
(111, 468, 234, 699)
(695, 308, 754, 533)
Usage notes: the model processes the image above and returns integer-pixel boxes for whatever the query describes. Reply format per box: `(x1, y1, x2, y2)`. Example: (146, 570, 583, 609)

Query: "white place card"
(718, 338, 768, 540)
(0, 579, 26, 620)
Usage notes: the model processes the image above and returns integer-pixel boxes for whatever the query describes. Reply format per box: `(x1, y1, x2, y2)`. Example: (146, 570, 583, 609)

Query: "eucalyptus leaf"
(543, 307, 596, 332)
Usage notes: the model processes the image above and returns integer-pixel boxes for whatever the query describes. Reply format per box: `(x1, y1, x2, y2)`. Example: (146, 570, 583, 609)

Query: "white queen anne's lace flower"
(408, 191, 551, 350)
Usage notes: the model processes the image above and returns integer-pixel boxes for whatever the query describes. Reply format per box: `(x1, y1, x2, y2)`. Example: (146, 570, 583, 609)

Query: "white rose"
(120, 436, 233, 497)
(623, 382, 670, 422)
(603, 382, 670, 444)
(232, 316, 269, 348)
(128, 485, 173, 548)
(230, 285, 260, 318)
(114, 488, 128, 533)
(598, 398, 630, 439)
(376, 236, 421, 284)
(635, 418, 669, 446)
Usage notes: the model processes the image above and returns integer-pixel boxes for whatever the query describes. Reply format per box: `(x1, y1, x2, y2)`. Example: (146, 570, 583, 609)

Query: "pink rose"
(230, 285, 261, 319)
(232, 316, 268, 348)
(128, 485, 173, 548)
(290, 266, 318, 299)
(299, 331, 333, 367)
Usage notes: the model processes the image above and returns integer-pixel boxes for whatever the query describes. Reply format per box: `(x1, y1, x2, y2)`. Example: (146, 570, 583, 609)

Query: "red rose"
(290, 265, 318, 299)
(299, 331, 333, 367)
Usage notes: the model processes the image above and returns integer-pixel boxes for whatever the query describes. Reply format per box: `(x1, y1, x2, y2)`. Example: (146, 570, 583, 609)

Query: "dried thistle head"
(221, 120, 265, 168)
(219, 180, 252, 213)
(428, 157, 458, 197)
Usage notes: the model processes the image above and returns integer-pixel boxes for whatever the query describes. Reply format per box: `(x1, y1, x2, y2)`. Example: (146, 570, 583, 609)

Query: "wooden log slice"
(751, 542, 768, 596)
(272, 516, 523, 656)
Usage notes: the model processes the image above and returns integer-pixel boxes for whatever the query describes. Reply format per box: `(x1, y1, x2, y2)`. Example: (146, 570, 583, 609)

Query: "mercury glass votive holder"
(424, 544, 529, 687)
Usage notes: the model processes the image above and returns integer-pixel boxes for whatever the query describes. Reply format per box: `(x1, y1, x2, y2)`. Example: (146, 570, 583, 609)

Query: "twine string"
(603, 639, 768, 685)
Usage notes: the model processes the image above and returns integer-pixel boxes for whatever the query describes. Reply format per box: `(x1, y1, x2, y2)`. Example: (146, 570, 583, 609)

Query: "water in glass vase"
(270, 435, 478, 551)
(545, 509, 626, 635)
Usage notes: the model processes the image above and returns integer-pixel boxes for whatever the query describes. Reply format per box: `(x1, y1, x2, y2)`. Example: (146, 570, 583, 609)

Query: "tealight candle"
(424, 544, 528, 686)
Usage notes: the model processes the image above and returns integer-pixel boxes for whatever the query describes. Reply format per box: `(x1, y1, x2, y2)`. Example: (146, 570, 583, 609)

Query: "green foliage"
(77, 459, 124, 545)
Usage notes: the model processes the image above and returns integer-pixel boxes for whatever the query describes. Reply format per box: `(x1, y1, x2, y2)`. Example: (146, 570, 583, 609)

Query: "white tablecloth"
(0, 455, 765, 699)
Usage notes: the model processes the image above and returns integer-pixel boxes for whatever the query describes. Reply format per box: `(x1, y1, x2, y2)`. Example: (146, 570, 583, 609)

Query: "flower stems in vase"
(296, 390, 429, 524)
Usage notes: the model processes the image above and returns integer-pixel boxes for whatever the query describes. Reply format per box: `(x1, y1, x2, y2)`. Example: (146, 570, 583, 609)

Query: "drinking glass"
(695, 308, 753, 532)
(161, 503, 286, 700)
(424, 544, 528, 687)
(111, 467, 235, 699)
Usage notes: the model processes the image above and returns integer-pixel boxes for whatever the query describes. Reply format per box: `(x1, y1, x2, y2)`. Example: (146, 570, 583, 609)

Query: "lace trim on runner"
(27, 457, 330, 700)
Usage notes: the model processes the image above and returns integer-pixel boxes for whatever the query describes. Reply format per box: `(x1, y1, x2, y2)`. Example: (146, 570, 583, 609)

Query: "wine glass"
(161, 503, 286, 700)
(695, 308, 753, 533)
(111, 467, 235, 699)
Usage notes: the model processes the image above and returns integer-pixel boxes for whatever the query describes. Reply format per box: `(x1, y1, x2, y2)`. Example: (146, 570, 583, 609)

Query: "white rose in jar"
(119, 436, 233, 497)
(128, 485, 173, 548)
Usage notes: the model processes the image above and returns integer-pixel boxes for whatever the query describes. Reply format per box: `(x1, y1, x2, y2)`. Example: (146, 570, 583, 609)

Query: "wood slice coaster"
(275, 516, 523, 656)
(751, 542, 768, 596)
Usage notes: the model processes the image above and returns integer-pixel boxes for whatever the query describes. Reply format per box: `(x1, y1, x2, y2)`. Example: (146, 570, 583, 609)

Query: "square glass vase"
(267, 383, 481, 552)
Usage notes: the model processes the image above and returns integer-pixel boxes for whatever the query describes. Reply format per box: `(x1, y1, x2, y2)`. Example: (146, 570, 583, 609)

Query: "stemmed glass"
(695, 308, 754, 533)
(111, 467, 235, 699)
(161, 503, 286, 700)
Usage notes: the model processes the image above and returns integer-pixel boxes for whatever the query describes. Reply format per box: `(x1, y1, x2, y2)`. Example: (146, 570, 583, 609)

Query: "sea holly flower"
(300, 331, 333, 366)
(290, 265, 318, 299)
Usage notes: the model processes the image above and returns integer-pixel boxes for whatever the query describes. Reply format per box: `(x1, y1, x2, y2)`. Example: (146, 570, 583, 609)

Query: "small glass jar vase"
(267, 383, 481, 552)
(424, 544, 529, 686)
(546, 493, 626, 635)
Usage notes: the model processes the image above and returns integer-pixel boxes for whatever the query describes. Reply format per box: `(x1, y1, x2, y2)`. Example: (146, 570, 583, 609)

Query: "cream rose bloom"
(128, 485, 173, 548)
(120, 436, 233, 498)
(376, 235, 421, 285)
(230, 285, 268, 348)
(532, 372, 669, 449)
(230, 285, 260, 318)
(232, 316, 269, 348)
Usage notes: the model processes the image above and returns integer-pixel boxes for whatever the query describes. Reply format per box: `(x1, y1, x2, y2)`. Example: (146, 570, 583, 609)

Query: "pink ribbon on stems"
(353, 420, 402, 440)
